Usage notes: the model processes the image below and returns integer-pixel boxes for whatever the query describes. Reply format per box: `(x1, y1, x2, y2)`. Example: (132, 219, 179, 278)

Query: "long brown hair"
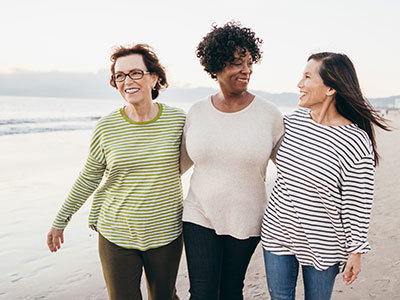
(308, 52, 390, 165)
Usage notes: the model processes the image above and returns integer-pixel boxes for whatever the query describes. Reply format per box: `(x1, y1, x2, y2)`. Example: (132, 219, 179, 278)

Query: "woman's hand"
(47, 227, 64, 252)
(342, 253, 361, 285)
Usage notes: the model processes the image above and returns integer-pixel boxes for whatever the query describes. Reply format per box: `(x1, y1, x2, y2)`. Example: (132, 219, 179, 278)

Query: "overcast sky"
(1, 0, 399, 97)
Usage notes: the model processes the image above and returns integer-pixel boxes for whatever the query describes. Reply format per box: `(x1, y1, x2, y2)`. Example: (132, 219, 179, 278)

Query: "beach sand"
(0, 111, 399, 299)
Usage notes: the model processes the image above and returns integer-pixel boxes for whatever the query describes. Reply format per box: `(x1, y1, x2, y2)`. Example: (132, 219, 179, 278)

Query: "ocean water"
(0, 96, 117, 135)
(0, 95, 295, 136)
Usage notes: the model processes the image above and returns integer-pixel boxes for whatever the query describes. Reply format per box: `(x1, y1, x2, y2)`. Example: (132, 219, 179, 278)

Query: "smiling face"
(114, 54, 158, 105)
(216, 49, 253, 94)
(297, 59, 335, 110)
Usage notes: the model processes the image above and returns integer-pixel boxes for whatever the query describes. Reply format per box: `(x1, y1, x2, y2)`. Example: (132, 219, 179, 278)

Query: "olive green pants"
(98, 233, 182, 300)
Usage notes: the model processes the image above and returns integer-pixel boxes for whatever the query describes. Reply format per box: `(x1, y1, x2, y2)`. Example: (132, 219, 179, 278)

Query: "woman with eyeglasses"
(180, 21, 284, 299)
(47, 44, 185, 300)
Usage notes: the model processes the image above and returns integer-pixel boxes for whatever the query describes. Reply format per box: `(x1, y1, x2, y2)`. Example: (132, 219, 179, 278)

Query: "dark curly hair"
(196, 21, 263, 79)
(109, 43, 168, 100)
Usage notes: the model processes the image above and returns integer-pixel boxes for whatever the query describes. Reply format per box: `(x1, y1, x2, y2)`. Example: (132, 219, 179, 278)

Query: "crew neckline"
(305, 110, 356, 129)
(208, 95, 257, 115)
(120, 102, 162, 125)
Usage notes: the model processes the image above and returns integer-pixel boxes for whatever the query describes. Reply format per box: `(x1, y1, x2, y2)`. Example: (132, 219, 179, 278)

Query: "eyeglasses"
(113, 69, 151, 82)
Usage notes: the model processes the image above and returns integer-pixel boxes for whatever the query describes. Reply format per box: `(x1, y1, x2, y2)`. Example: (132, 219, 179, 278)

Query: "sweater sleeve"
(270, 134, 285, 164)
(270, 109, 285, 164)
(52, 125, 107, 229)
(179, 113, 193, 175)
(341, 155, 375, 254)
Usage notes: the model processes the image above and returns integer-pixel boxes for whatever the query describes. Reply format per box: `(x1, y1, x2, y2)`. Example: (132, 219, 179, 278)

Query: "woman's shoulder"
(280, 107, 308, 124)
(343, 125, 373, 155)
(96, 108, 122, 125)
(286, 107, 308, 117)
(248, 95, 283, 121)
(183, 96, 211, 117)
(189, 96, 210, 109)
(90, 108, 122, 137)
(253, 96, 280, 111)
(159, 102, 186, 118)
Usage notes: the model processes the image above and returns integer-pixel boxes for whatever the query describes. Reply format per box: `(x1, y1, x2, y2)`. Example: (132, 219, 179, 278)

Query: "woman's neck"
(124, 100, 159, 122)
(212, 90, 254, 113)
(310, 100, 351, 126)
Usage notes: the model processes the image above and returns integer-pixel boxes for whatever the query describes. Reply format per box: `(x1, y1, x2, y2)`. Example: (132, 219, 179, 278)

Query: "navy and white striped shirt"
(261, 108, 374, 271)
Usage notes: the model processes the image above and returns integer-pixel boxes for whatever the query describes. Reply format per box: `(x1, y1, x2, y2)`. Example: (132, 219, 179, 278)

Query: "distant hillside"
(0, 70, 116, 99)
(0, 70, 398, 108)
(369, 95, 400, 109)
(160, 88, 399, 109)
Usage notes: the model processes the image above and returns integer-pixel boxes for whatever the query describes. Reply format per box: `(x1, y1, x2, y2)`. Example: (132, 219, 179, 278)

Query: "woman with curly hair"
(180, 21, 285, 299)
(47, 44, 185, 300)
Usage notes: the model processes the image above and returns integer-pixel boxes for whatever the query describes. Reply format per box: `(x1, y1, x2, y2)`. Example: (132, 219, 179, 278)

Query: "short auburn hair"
(109, 44, 168, 99)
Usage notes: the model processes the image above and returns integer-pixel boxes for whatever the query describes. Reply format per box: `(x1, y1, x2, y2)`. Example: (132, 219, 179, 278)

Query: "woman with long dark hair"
(261, 52, 390, 299)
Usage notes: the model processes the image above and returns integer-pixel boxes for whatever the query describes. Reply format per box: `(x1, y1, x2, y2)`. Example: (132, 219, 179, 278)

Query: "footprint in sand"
(63, 271, 93, 286)
(9, 272, 23, 283)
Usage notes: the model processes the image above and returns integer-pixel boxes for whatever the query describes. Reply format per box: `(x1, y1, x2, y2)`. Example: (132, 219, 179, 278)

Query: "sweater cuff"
(347, 240, 371, 254)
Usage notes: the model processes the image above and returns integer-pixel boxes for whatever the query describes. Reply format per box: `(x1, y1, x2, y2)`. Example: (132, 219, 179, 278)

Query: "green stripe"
(53, 103, 186, 250)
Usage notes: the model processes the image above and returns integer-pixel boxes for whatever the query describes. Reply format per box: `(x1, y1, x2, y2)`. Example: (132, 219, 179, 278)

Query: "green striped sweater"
(53, 103, 186, 250)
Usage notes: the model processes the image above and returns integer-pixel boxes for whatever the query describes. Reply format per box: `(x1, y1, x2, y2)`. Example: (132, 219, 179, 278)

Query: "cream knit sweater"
(180, 96, 284, 239)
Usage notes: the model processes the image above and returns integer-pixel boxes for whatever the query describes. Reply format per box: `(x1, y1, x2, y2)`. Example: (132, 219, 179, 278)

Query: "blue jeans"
(263, 249, 339, 300)
(183, 222, 260, 300)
